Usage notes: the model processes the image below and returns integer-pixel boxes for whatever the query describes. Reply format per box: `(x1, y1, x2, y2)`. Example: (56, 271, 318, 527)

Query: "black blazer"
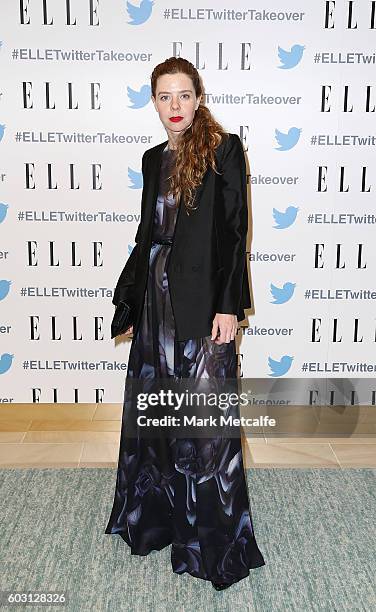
(113, 132, 252, 342)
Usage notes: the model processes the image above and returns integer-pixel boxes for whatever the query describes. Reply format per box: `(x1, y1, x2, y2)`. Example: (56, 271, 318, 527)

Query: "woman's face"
(152, 72, 201, 138)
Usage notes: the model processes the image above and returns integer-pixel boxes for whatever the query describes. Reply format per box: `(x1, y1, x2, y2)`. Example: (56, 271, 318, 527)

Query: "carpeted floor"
(0, 468, 375, 611)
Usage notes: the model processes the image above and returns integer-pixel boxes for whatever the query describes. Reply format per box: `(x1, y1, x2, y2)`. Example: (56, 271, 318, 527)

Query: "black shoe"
(211, 581, 232, 591)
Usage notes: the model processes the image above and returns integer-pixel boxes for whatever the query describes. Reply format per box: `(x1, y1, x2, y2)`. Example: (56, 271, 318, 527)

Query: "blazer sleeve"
(112, 150, 149, 306)
(215, 133, 248, 315)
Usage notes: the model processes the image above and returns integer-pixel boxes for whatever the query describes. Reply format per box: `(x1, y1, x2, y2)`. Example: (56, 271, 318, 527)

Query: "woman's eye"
(159, 94, 190, 102)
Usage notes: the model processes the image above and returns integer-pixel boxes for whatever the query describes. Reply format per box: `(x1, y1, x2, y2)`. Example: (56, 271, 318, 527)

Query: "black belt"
(152, 238, 173, 245)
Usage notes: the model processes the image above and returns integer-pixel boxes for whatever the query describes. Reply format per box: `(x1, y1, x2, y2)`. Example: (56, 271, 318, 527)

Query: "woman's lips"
(169, 116, 183, 122)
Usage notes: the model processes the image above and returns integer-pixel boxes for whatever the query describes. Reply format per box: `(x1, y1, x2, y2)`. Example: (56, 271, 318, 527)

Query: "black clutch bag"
(111, 300, 134, 339)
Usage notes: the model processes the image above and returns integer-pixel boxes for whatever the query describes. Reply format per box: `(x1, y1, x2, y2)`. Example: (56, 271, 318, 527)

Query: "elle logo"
(20, 0, 100, 26)
(324, 0, 376, 29)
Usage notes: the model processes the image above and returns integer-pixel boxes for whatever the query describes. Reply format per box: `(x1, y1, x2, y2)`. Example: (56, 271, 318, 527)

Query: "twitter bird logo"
(278, 44, 305, 69)
(273, 206, 299, 229)
(0, 202, 9, 223)
(270, 282, 296, 304)
(126, 0, 154, 25)
(127, 84, 151, 109)
(0, 124, 5, 142)
(0, 280, 11, 301)
(0, 353, 14, 375)
(268, 355, 293, 377)
(128, 167, 143, 189)
(274, 127, 301, 151)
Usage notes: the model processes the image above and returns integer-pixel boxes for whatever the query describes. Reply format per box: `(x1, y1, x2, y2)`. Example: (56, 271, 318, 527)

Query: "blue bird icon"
(0, 353, 14, 375)
(278, 44, 305, 69)
(128, 167, 143, 189)
(268, 355, 293, 377)
(0, 202, 9, 223)
(0, 124, 5, 142)
(0, 280, 11, 300)
(272, 206, 299, 229)
(126, 0, 154, 25)
(270, 282, 296, 304)
(127, 84, 151, 109)
(274, 127, 301, 151)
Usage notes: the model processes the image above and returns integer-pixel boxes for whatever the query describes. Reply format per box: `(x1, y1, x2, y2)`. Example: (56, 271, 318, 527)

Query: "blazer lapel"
(141, 140, 168, 244)
(146, 140, 168, 194)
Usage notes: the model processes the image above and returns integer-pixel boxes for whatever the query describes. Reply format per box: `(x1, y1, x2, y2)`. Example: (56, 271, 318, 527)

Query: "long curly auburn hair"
(150, 56, 229, 214)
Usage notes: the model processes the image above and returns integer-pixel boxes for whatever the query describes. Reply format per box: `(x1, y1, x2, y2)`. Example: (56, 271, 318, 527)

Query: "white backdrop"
(0, 0, 374, 402)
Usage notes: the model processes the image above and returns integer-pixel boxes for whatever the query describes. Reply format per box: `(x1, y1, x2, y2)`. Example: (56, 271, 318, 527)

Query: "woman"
(105, 57, 266, 591)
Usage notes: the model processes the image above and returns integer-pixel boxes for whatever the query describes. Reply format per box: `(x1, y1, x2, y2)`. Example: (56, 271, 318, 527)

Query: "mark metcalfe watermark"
(122, 382, 277, 438)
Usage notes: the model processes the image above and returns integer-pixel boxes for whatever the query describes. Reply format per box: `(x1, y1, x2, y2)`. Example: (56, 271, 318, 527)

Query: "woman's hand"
(211, 314, 237, 344)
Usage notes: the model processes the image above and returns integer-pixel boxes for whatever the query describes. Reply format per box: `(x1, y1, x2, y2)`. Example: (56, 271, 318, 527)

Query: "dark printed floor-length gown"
(105, 145, 266, 586)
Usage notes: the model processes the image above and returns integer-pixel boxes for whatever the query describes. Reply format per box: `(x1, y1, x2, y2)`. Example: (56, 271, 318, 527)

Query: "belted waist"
(151, 238, 173, 245)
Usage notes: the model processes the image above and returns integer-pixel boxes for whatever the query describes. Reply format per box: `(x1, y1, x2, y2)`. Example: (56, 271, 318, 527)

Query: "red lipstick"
(169, 116, 183, 122)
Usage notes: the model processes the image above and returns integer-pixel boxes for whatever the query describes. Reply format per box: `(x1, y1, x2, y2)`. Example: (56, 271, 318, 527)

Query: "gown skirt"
(105, 147, 266, 586)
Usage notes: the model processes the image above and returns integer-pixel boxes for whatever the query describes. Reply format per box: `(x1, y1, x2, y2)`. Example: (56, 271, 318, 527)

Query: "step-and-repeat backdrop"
(0, 1, 374, 402)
